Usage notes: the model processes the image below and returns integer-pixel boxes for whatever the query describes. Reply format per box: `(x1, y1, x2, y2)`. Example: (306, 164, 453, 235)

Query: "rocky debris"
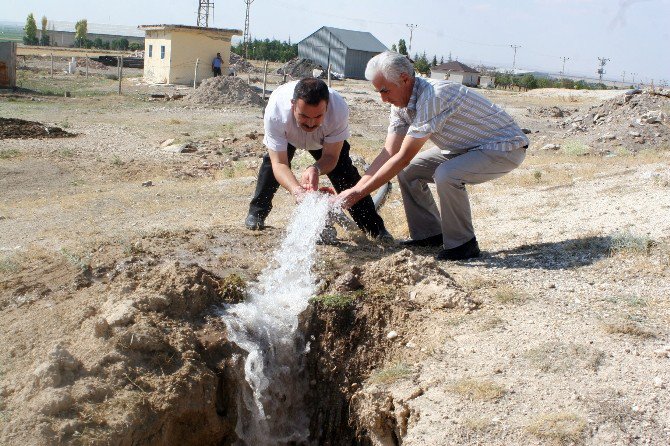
(541, 143, 561, 151)
(186, 76, 265, 106)
(76, 57, 108, 70)
(277, 57, 323, 79)
(0, 118, 75, 140)
(530, 106, 575, 118)
(558, 89, 670, 150)
(229, 52, 257, 73)
(332, 266, 363, 292)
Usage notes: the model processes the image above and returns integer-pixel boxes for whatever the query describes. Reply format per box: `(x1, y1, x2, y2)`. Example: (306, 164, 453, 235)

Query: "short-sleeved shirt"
(212, 57, 222, 68)
(263, 81, 350, 152)
(389, 77, 529, 153)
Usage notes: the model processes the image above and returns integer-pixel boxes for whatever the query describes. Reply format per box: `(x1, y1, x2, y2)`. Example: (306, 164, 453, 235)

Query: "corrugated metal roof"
(309, 27, 387, 52)
(433, 61, 479, 74)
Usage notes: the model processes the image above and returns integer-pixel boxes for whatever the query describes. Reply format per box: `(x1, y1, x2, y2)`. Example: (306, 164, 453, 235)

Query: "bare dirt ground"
(1, 58, 669, 445)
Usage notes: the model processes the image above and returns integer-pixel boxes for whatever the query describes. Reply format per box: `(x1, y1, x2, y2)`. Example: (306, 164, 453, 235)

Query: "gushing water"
(221, 193, 333, 445)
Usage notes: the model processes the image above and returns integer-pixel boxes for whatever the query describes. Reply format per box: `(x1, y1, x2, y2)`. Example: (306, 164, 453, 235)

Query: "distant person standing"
(212, 52, 223, 77)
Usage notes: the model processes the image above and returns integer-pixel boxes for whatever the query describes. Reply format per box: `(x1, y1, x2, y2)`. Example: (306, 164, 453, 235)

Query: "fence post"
(50, 53, 53, 78)
(262, 60, 268, 100)
(118, 56, 123, 95)
(328, 63, 332, 88)
(194, 58, 199, 89)
(85, 54, 88, 78)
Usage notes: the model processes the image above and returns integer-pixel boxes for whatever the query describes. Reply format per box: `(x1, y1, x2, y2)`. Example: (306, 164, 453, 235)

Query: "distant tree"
(431, 55, 437, 66)
(129, 42, 142, 51)
(231, 38, 297, 62)
(74, 19, 87, 47)
(414, 52, 431, 76)
(397, 39, 407, 55)
(23, 13, 39, 45)
(93, 37, 103, 49)
(102, 41, 110, 50)
(519, 74, 537, 89)
(448, 52, 452, 62)
(39, 16, 50, 46)
(440, 56, 444, 64)
(391, 43, 397, 52)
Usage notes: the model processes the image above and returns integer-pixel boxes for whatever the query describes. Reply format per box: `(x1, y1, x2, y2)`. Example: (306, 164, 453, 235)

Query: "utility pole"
(560, 56, 570, 76)
(406, 24, 418, 55)
(243, 0, 255, 59)
(631, 72, 636, 85)
(197, 0, 214, 27)
(597, 57, 610, 83)
(510, 45, 521, 72)
(621, 71, 626, 84)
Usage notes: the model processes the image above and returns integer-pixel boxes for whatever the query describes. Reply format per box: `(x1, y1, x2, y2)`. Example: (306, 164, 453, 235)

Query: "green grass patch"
(562, 140, 591, 156)
(312, 291, 359, 308)
(610, 231, 655, 256)
(0, 149, 21, 159)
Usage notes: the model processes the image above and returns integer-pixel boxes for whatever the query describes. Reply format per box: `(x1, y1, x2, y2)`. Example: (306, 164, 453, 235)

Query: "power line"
(243, 0, 255, 59)
(560, 56, 570, 76)
(510, 44, 521, 71)
(406, 24, 418, 55)
(197, 0, 214, 27)
(597, 57, 610, 82)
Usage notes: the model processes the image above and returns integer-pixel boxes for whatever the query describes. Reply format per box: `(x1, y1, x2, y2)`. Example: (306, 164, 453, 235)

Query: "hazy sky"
(4, 0, 669, 82)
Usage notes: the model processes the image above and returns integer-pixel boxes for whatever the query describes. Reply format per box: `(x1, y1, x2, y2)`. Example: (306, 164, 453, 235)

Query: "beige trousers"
(397, 146, 526, 249)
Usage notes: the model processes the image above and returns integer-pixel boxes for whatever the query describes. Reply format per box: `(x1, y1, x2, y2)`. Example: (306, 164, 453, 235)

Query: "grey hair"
(365, 51, 415, 84)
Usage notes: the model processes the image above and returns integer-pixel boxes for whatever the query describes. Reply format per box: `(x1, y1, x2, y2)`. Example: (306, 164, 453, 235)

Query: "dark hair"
(292, 78, 329, 105)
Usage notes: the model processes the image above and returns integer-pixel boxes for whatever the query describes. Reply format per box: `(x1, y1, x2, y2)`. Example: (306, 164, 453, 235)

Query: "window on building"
(160, 46, 166, 60)
(148, 45, 153, 57)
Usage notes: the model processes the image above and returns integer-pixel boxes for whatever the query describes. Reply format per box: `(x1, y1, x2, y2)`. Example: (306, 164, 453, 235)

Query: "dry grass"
(447, 378, 506, 401)
(492, 285, 528, 304)
(526, 412, 587, 444)
(369, 362, 413, 385)
(525, 342, 604, 373)
(604, 321, 656, 338)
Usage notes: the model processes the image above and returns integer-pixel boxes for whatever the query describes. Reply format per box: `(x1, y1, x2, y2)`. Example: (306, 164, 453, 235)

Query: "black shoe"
(400, 233, 443, 247)
(435, 237, 480, 261)
(373, 228, 394, 242)
(245, 214, 265, 230)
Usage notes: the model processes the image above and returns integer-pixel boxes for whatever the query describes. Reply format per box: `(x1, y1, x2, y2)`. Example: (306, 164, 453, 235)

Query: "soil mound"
(187, 76, 265, 106)
(560, 89, 670, 149)
(0, 118, 75, 140)
(359, 249, 475, 310)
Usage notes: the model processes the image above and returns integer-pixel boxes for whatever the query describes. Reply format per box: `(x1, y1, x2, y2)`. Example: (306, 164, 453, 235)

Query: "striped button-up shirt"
(389, 77, 529, 153)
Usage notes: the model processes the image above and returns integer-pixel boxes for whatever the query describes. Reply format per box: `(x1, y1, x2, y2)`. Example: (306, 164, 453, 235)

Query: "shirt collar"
(405, 77, 422, 111)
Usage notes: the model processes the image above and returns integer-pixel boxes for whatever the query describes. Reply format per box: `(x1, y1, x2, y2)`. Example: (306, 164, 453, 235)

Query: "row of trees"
(23, 13, 49, 46)
(23, 14, 141, 51)
(493, 72, 607, 90)
(231, 38, 297, 62)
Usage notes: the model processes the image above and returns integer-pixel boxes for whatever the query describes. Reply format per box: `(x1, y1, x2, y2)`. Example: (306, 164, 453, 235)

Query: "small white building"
(138, 24, 241, 85)
(431, 61, 480, 87)
(479, 75, 495, 88)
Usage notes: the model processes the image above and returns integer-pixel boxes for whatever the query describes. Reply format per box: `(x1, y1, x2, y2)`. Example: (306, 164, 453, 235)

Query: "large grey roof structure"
(302, 26, 388, 52)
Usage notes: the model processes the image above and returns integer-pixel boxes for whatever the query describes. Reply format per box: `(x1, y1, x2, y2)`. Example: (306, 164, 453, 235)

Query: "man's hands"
(299, 164, 320, 192)
(333, 187, 364, 209)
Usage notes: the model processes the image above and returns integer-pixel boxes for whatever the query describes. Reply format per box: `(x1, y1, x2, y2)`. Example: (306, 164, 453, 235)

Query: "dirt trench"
(0, 242, 418, 446)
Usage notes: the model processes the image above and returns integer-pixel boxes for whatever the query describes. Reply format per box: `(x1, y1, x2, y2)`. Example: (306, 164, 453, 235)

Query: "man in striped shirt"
(337, 51, 529, 260)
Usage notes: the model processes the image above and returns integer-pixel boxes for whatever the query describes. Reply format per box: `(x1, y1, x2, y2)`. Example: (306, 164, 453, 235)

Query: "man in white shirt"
(337, 52, 528, 260)
(245, 78, 389, 239)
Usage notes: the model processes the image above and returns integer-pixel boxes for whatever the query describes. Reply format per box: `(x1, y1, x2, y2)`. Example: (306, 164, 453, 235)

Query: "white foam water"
(221, 192, 332, 445)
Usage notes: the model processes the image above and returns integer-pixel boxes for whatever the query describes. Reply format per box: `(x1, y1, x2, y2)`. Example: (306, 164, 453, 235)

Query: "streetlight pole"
(406, 24, 418, 55)
(510, 45, 521, 72)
